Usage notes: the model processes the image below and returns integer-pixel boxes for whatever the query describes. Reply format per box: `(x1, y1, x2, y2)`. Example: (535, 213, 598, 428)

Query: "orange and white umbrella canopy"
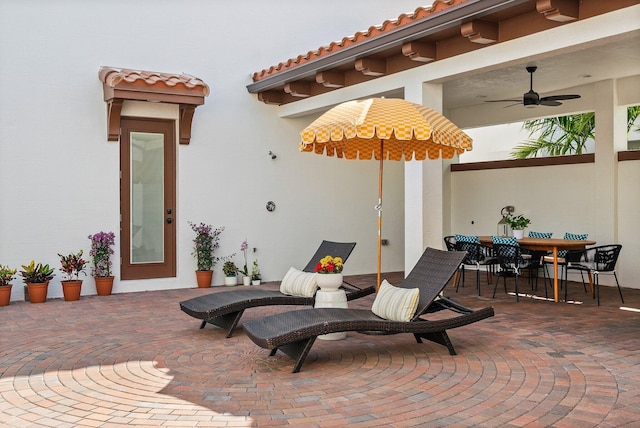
(300, 98, 472, 288)
(300, 97, 472, 160)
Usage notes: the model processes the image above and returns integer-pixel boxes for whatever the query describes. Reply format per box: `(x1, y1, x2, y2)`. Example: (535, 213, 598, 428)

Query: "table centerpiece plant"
(314, 255, 344, 291)
(88, 231, 116, 295)
(504, 214, 531, 239)
(58, 250, 87, 301)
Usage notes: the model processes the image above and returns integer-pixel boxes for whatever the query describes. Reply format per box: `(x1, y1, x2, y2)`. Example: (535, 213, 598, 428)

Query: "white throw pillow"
(371, 279, 420, 322)
(280, 267, 318, 297)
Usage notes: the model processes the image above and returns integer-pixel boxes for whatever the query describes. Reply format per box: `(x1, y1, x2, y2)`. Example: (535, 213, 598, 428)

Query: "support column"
(593, 79, 625, 244)
(404, 82, 450, 272)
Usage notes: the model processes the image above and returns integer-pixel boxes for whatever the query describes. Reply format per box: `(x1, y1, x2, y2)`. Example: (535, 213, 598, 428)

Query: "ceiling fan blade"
(539, 99, 562, 107)
(540, 94, 581, 101)
(484, 99, 521, 103)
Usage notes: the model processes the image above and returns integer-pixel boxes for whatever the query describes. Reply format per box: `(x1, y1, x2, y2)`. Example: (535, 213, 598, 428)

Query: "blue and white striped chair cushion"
(371, 280, 420, 322)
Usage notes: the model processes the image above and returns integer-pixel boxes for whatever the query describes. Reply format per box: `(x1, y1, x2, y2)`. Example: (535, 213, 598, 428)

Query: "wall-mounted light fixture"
(268, 151, 277, 160)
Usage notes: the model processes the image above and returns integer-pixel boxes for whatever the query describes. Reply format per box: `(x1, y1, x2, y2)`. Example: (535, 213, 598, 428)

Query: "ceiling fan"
(486, 66, 581, 108)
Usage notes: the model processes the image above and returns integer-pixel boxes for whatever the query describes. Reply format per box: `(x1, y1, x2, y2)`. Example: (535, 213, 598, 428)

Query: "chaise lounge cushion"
(280, 267, 318, 297)
(371, 279, 419, 322)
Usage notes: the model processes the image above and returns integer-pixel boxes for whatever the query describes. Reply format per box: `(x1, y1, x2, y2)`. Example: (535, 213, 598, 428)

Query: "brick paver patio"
(1, 271, 639, 427)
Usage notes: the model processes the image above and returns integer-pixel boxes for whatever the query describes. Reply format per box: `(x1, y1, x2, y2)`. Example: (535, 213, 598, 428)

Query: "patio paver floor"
(1, 271, 639, 427)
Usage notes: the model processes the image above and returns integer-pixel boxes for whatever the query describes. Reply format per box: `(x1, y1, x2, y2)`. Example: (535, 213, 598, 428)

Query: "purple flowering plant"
(189, 222, 225, 271)
(88, 231, 116, 277)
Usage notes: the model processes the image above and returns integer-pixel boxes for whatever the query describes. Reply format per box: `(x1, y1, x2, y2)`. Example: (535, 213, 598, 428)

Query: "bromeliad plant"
(88, 231, 116, 277)
(314, 255, 344, 274)
(58, 250, 87, 281)
(189, 222, 225, 271)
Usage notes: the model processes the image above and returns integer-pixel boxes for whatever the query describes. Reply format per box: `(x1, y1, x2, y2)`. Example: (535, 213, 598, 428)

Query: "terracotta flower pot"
(94, 276, 114, 296)
(0, 284, 12, 306)
(26, 282, 48, 303)
(195, 270, 213, 288)
(61, 280, 83, 301)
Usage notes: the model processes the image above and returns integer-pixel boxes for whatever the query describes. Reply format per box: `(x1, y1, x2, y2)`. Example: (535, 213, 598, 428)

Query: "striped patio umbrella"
(300, 97, 472, 288)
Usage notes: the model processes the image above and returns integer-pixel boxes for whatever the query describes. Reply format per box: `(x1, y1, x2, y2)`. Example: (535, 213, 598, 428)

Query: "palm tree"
(511, 106, 640, 159)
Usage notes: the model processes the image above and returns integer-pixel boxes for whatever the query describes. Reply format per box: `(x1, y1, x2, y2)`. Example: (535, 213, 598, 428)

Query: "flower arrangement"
(504, 214, 531, 230)
(314, 255, 344, 274)
(250, 259, 261, 281)
(0, 265, 17, 286)
(189, 222, 225, 271)
(58, 250, 87, 281)
(88, 231, 116, 277)
(222, 260, 238, 277)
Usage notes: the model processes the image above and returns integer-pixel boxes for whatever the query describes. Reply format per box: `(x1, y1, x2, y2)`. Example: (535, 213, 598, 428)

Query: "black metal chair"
(492, 243, 531, 302)
(455, 241, 497, 296)
(565, 244, 624, 305)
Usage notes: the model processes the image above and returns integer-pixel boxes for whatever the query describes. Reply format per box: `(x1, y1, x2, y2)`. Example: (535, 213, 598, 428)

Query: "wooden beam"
(354, 58, 386, 76)
(402, 41, 436, 63)
(536, 0, 579, 22)
(316, 71, 345, 88)
(461, 20, 498, 44)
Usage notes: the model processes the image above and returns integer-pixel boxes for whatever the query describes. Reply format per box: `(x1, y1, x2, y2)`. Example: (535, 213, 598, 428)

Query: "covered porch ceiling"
(247, 0, 640, 124)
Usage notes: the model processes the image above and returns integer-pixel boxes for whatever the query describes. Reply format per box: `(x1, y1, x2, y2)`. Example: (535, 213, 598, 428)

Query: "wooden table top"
(477, 236, 596, 250)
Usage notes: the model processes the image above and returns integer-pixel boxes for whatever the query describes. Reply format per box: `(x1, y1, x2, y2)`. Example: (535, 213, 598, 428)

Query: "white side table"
(314, 289, 348, 340)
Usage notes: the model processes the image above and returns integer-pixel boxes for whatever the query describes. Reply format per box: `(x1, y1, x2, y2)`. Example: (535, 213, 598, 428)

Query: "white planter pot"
(315, 273, 343, 291)
(513, 229, 525, 239)
(251, 280, 261, 286)
(242, 276, 251, 286)
(224, 276, 237, 286)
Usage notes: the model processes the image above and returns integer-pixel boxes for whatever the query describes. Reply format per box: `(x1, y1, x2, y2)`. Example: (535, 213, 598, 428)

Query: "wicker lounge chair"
(180, 240, 374, 337)
(243, 247, 495, 373)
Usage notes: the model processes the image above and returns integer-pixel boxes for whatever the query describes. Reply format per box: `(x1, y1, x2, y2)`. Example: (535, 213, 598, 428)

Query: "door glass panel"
(130, 132, 164, 264)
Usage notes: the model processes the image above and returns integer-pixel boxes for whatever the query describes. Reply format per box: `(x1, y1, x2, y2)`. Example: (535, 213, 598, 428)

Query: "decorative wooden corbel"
(355, 58, 386, 76)
(316, 71, 345, 88)
(461, 20, 499, 44)
(106, 99, 124, 142)
(536, 0, 579, 22)
(402, 41, 436, 63)
(258, 91, 284, 105)
(284, 81, 312, 98)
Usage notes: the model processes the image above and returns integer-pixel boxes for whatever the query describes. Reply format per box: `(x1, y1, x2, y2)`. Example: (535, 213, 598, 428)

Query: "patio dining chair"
(492, 241, 531, 302)
(564, 244, 624, 305)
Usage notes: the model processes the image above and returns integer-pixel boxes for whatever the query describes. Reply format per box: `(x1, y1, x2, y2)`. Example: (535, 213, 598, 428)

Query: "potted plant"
(314, 255, 344, 291)
(222, 260, 239, 286)
(189, 222, 225, 288)
(250, 259, 261, 286)
(238, 240, 251, 285)
(0, 265, 17, 306)
(88, 231, 116, 295)
(58, 250, 87, 301)
(20, 260, 55, 303)
(505, 214, 531, 239)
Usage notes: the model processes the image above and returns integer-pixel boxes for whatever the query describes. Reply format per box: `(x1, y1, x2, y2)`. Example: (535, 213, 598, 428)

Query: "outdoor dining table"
(478, 236, 596, 303)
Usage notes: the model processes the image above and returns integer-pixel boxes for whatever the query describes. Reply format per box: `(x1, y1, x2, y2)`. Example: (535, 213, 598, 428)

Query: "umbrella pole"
(377, 139, 384, 290)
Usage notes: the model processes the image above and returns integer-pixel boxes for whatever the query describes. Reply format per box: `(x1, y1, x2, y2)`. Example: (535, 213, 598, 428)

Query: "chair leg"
(514, 274, 519, 302)
(492, 272, 500, 298)
(614, 272, 624, 304)
(595, 273, 600, 306)
(476, 265, 481, 296)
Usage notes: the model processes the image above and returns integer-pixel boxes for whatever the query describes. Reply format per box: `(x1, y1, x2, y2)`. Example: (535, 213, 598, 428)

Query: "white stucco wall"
(0, 0, 419, 300)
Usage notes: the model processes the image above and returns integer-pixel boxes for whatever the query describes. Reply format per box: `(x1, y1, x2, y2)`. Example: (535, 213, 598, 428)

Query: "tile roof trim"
(247, 0, 527, 93)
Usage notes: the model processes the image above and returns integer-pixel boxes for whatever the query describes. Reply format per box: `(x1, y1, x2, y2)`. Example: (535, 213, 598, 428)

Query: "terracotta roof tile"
(251, 0, 465, 82)
(99, 67, 210, 96)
